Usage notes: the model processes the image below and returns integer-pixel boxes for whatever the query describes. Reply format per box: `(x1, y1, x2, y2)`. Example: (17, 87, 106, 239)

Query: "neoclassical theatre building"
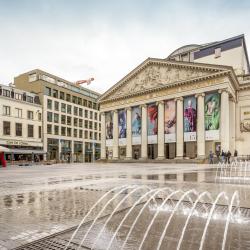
(98, 34, 250, 161)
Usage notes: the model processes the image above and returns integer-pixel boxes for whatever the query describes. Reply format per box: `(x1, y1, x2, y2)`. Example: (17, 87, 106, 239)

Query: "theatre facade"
(99, 58, 241, 161)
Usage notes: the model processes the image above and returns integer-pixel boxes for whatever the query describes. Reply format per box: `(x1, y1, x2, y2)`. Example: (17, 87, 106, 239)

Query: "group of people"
(209, 148, 238, 164)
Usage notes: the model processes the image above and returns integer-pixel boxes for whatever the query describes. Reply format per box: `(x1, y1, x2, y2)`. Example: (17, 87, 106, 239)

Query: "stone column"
(229, 98, 236, 152)
(196, 93, 205, 158)
(157, 101, 165, 160)
(175, 97, 184, 159)
(141, 104, 148, 159)
(100, 112, 106, 160)
(220, 89, 230, 152)
(126, 107, 132, 159)
(113, 110, 119, 160)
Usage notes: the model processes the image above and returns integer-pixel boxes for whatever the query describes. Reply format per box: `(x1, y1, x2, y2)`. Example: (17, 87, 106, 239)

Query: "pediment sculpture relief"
(113, 64, 211, 98)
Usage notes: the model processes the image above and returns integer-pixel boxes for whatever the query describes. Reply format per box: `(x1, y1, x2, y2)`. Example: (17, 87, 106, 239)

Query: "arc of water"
(199, 192, 228, 250)
(120, 187, 175, 250)
(221, 191, 239, 250)
(138, 189, 196, 250)
(107, 187, 173, 250)
(90, 185, 151, 250)
(176, 191, 213, 250)
(64, 185, 129, 250)
(75, 185, 137, 250)
(156, 189, 198, 250)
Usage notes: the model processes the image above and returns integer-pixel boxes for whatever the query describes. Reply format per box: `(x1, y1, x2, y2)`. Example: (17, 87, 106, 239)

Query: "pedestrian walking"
(227, 150, 232, 164)
(209, 151, 214, 164)
(221, 150, 225, 163)
(234, 150, 238, 162)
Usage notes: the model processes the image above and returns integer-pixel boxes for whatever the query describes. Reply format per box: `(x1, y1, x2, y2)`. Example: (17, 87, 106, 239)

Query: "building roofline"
(16, 68, 101, 96)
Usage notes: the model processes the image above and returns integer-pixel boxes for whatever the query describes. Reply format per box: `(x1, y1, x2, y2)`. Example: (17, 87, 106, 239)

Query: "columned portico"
(141, 104, 148, 159)
(196, 93, 205, 158)
(126, 107, 132, 159)
(175, 97, 184, 159)
(113, 110, 119, 159)
(157, 101, 165, 159)
(220, 89, 230, 152)
(100, 112, 106, 160)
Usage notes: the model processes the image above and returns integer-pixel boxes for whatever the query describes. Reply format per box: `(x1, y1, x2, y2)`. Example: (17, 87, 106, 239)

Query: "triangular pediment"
(99, 58, 231, 102)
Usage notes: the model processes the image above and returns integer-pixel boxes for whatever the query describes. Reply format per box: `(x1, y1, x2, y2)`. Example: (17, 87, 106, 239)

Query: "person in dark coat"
(227, 150, 232, 164)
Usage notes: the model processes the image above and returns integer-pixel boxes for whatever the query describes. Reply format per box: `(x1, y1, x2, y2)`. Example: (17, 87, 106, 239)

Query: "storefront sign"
(205, 92, 220, 140)
(6, 140, 29, 146)
(184, 96, 197, 142)
(164, 100, 176, 143)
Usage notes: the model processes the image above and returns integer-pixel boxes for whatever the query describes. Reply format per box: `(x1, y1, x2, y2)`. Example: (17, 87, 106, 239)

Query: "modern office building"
(0, 84, 43, 162)
(14, 70, 101, 162)
(99, 34, 250, 161)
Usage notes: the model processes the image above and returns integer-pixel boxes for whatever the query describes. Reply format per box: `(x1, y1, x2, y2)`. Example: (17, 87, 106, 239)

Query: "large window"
(94, 112, 98, 120)
(84, 120, 88, 129)
(53, 89, 58, 98)
(3, 89, 10, 97)
(67, 127, 71, 137)
(66, 94, 71, 102)
(28, 124, 34, 137)
(15, 108, 22, 118)
(54, 125, 59, 135)
(74, 106, 78, 116)
(44, 87, 51, 96)
(60, 91, 65, 100)
(54, 113, 59, 123)
(85, 110, 88, 118)
(3, 106, 10, 116)
(90, 111, 93, 119)
(27, 111, 34, 120)
(27, 96, 33, 103)
(74, 118, 78, 127)
(67, 104, 72, 114)
(74, 129, 77, 137)
(47, 112, 53, 122)
(15, 93, 22, 100)
(3, 121, 10, 135)
(47, 124, 52, 134)
(78, 97, 82, 105)
(47, 99, 52, 109)
(61, 103, 66, 113)
(79, 130, 83, 138)
(79, 119, 83, 127)
(16, 123, 22, 136)
(61, 126, 66, 136)
(67, 116, 71, 125)
(61, 115, 66, 124)
(39, 126, 42, 138)
(54, 101, 59, 111)
(79, 108, 83, 117)
(72, 96, 77, 104)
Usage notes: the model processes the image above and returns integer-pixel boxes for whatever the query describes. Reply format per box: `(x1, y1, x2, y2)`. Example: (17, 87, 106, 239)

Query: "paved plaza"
(0, 163, 250, 249)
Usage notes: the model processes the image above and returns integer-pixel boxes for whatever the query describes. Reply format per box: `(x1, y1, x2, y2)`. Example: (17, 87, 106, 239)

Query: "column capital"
(140, 104, 147, 109)
(218, 88, 229, 94)
(156, 100, 164, 106)
(113, 109, 118, 114)
(174, 96, 183, 102)
(195, 93, 205, 98)
(125, 106, 132, 111)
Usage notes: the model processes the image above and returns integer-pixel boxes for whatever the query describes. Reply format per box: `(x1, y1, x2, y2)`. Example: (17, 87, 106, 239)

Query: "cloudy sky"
(0, 0, 250, 93)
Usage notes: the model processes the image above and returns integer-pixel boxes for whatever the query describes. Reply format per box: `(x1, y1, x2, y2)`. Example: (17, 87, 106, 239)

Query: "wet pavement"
(0, 163, 250, 249)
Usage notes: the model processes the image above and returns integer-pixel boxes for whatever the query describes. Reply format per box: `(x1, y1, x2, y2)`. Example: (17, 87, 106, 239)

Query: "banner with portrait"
(205, 92, 220, 140)
(118, 109, 127, 145)
(184, 96, 197, 141)
(132, 106, 141, 145)
(147, 103, 158, 144)
(164, 100, 176, 143)
(105, 112, 113, 146)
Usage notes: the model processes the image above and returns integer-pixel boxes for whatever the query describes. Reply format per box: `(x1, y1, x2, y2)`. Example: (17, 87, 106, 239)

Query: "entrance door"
(148, 144, 156, 159)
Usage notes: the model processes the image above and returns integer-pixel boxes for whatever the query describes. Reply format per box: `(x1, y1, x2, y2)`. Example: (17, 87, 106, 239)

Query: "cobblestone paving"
(1, 163, 250, 249)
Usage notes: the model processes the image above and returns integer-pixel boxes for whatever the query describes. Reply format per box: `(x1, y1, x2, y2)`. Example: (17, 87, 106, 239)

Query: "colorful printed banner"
(147, 103, 158, 144)
(132, 106, 141, 145)
(118, 109, 127, 145)
(184, 96, 197, 141)
(105, 112, 113, 146)
(205, 92, 220, 140)
(164, 100, 176, 143)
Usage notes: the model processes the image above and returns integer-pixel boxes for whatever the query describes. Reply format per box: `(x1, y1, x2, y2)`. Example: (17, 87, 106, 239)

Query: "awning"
(7, 149, 46, 155)
(0, 145, 10, 152)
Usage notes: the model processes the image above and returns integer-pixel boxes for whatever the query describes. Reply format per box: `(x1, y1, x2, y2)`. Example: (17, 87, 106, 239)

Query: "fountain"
(65, 185, 248, 250)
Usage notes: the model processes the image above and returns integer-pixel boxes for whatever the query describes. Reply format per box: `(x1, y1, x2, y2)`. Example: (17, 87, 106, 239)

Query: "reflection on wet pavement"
(0, 163, 250, 249)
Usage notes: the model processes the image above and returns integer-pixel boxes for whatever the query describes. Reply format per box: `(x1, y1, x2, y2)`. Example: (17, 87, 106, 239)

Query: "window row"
(2, 106, 42, 120)
(44, 87, 98, 110)
(0, 87, 40, 104)
(47, 124, 100, 140)
(47, 99, 99, 120)
(3, 121, 42, 138)
(47, 112, 100, 130)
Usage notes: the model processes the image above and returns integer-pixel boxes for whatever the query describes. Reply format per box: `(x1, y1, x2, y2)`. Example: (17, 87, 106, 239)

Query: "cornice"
(100, 70, 230, 105)
(98, 58, 235, 103)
